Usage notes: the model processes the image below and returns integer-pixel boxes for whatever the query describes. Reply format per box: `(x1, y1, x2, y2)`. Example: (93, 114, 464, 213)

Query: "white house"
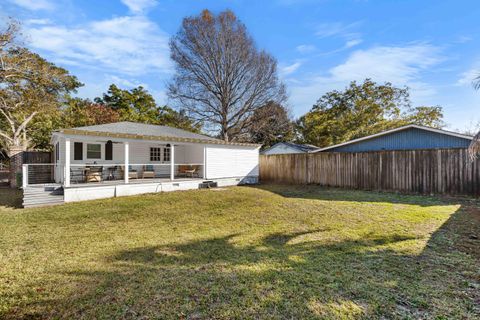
(23, 122, 260, 207)
(261, 142, 319, 155)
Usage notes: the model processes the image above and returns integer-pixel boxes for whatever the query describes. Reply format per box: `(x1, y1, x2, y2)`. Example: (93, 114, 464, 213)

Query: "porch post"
(170, 144, 175, 181)
(203, 145, 207, 179)
(22, 164, 27, 188)
(124, 142, 129, 184)
(65, 138, 70, 187)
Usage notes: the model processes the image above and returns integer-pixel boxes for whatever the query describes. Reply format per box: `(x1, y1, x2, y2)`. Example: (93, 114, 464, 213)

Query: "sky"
(1, 0, 480, 132)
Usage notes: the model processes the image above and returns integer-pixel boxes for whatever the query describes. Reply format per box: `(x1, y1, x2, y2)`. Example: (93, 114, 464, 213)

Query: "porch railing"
(23, 163, 205, 187)
(68, 163, 205, 185)
(22, 164, 63, 187)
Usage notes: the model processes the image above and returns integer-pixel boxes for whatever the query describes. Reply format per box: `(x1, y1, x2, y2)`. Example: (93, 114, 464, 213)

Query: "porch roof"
(56, 121, 260, 147)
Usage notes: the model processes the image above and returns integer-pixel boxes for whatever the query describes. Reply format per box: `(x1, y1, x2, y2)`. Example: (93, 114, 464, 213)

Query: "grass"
(0, 185, 479, 319)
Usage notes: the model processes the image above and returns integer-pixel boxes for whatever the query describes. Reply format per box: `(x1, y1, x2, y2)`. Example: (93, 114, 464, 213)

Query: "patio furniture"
(142, 165, 155, 179)
(85, 166, 103, 182)
(120, 166, 138, 179)
(178, 165, 200, 178)
(106, 166, 117, 181)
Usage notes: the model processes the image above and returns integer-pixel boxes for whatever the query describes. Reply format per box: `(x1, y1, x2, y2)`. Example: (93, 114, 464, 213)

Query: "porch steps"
(23, 185, 64, 208)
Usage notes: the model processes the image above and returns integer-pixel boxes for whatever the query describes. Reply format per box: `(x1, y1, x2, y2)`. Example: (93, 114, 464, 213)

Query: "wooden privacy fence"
(260, 148, 480, 196)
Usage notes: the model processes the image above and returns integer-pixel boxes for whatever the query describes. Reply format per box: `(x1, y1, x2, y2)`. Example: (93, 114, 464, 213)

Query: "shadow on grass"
(15, 207, 476, 319)
(0, 187, 23, 209)
(6, 189, 479, 319)
(250, 184, 469, 207)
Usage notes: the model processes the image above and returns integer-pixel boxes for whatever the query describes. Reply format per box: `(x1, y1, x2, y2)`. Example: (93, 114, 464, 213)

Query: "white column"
(203, 145, 207, 179)
(22, 164, 28, 188)
(170, 144, 175, 181)
(65, 138, 70, 187)
(124, 142, 129, 184)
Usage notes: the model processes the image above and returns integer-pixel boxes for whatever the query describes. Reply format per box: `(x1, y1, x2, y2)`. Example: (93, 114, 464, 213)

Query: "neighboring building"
(23, 122, 260, 207)
(261, 142, 320, 155)
(315, 124, 473, 153)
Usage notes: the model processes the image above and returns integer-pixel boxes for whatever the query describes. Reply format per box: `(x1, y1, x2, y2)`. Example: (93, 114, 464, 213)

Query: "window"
(74, 142, 83, 160)
(105, 140, 113, 160)
(163, 145, 171, 162)
(150, 147, 162, 161)
(87, 144, 101, 159)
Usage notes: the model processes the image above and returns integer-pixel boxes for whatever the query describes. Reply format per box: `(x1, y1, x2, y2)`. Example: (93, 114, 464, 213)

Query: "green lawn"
(0, 185, 479, 319)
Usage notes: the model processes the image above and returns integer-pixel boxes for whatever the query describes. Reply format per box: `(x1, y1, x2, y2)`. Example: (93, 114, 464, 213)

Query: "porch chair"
(85, 166, 103, 183)
(119, 166, 138, 179)
(177, 165, 190, 178)
(178, 165, 200, 178)
(142, 165, 155, 179)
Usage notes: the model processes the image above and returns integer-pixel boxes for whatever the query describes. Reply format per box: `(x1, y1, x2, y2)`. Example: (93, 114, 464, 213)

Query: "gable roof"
(314, 124, 473, 153)
(263, 142, 320, 153)
(57, 121, 260, 146)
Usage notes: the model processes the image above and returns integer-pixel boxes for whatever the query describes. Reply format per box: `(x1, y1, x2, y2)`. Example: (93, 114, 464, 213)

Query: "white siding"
(206, 145, 259, 179)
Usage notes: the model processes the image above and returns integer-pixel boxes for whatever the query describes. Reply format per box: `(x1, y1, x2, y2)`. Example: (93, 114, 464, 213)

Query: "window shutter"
(106, 140, 113, 160)
(74, 142, 83, 160)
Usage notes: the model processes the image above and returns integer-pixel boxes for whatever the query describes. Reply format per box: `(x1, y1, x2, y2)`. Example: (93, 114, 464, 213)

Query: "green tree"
(95, 84, 201, 132)
(0, 20, 81, 155)
(296, 79, 444, 147)
(61, 98, 121, 128)
(468, 74, 480, 159)
(95, 84, 159, 123)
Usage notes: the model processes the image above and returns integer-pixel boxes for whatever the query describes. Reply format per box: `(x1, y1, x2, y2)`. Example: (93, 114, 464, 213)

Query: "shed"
(315, 125, 473, 153)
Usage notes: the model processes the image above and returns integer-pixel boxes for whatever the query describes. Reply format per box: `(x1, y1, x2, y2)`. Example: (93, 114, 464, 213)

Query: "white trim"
(170, 144, 175, 181)
(124, 142, 129, 184)
(313, 124, 473, 153)
(65, 138, 71, 187)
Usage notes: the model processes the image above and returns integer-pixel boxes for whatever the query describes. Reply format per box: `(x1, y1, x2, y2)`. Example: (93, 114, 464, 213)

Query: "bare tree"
(468, 74, 480, 160)
(168, 10, 286, 142)
(0, 20, 80, 155)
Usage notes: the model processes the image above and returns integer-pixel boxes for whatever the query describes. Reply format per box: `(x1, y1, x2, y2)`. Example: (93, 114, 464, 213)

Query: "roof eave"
(313, 124, 473, 153)
(58, 128, 261, 147)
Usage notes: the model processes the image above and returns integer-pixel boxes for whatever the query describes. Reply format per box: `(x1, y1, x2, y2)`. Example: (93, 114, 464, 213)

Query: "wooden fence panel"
(259, 148, 480, 196)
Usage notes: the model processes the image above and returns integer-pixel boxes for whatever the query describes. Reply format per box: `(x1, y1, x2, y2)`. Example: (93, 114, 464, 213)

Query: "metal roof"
(57, 122, 260, 147)
(314, 124, 473, 152)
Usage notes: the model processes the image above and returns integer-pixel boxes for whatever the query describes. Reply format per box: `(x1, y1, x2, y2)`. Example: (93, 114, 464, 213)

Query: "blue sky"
(2, 0, 480, 132)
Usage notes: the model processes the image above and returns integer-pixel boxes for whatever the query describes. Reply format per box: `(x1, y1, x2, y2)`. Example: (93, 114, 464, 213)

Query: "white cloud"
(280, 61, 302, 76)
(330, 44, 441, 83)
(296, 44, 316, 53)
(121, 0, 157, 13)
(315, 21, 362, 39)
(26, 16, 172, 75)
(457, 67, 479, 87)
(345, 39, 362, 48)
(288, 44, 444, 115)
(8, 0, 53, 11)
(25, 19, 52, 25)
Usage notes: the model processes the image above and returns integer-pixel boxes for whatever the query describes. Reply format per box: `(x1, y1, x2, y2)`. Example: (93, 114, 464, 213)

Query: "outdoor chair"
(142, 165, 155, 179)
(120, 166, 138, 179)
(178, 165, 200, 178)
(85, 166, 103, 183)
